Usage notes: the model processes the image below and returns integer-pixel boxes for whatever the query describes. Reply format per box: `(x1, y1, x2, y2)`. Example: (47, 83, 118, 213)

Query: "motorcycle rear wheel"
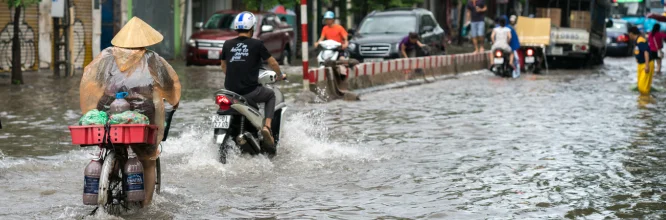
(219, 133, 234, 164)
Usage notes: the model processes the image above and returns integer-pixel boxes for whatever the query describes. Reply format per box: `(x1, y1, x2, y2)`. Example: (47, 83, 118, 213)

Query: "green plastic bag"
(79, 110, 108, 125)
(109, 111, 150, 125)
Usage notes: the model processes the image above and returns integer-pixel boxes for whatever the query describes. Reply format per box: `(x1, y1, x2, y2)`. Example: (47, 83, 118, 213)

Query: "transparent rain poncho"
(80, 47, 181, 159)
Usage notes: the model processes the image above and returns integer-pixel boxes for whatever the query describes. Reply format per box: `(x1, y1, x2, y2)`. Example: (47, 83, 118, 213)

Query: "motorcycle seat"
(243, 98, 259, 109)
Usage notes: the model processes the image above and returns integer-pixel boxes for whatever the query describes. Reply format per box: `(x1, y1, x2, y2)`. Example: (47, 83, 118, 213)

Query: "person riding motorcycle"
(489, 17, 514, 70)
(314, 11, 349, 58)
(219, 11, 286, 146)
(506, 15, 521, 77)
(80, 16, 182, 207)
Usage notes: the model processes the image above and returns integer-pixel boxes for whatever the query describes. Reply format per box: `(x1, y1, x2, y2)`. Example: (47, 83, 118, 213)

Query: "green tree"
(3, 0, 40, 85)
(350, 0, 423, 15)
(243, 0, 300, 11)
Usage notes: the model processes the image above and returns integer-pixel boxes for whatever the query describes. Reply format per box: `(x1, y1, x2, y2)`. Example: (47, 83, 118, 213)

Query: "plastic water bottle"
(109, 92, 130, 114)
(83, 159, 102, 205)
(124, 148, 145, 202)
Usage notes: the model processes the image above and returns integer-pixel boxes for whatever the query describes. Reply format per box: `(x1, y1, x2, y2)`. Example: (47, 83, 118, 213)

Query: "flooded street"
(3, 57, 666, 219)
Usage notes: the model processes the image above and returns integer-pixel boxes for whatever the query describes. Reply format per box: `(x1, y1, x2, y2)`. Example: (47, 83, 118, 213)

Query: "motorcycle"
(490, 49, 514, 77)
(213, 70, 286, 163)
(523, 47, 543, 74)
(317, 40, 343, 67)
(70, 105, 175, 215)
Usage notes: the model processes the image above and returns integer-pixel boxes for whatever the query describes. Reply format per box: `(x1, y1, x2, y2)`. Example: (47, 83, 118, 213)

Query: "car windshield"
(204, 13, 237, 30)
(607, 22, 627, 33)
(358, 15, 416, 35)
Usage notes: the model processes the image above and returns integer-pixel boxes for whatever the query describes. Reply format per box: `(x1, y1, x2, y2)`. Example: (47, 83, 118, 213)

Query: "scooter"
(490, 49, 513, 77)
(523, 47, 543, 74)
(212, 70, 287, 164)
(317, 40, 342, 67)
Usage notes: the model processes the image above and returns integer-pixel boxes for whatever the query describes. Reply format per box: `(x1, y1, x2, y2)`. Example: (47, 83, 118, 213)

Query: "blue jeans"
(470, 21, 485, 38)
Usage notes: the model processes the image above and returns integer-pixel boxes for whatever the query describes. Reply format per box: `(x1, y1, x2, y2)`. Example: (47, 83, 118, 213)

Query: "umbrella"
(270, 5, 296, 15)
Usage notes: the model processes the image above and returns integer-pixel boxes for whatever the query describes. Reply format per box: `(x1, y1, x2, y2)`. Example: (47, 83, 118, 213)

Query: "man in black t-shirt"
(220, 11, 285, 145)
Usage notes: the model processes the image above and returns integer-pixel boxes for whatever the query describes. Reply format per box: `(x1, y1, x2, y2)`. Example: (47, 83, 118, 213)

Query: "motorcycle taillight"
(216, 95, 232, 111)
(527, 49, 534, 56)
(495, 50, 503, 57)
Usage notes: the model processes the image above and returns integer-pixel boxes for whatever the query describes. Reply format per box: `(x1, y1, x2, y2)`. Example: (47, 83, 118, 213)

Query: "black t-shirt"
(221, 36, 272, 95)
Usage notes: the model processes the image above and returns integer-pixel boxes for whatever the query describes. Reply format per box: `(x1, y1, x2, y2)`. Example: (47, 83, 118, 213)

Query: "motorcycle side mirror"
(261, 25, 274, 33)
(606, 19, 613, 28)
(348, 28, 356, 39)
(195, 22, 204, 29)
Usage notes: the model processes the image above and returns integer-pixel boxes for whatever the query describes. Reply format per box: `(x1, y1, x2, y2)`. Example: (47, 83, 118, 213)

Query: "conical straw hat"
(111, 17, 163, 48)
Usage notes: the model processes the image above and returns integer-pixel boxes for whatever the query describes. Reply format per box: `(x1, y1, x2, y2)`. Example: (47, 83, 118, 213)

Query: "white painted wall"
(93, 0, 101, 57)
(38, 0, 52, 68)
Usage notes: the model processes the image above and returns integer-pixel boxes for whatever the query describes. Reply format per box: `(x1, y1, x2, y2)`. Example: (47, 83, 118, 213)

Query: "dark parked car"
(606, 19, 633, 57)
(347, 8, 446, 62)
(186, 10, 295, 66)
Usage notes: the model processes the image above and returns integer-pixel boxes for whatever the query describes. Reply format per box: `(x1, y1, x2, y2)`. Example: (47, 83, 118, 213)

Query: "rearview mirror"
(261, 25, 274, 33)
(195, 22, 203, 29)
(606, 19, 614, 28)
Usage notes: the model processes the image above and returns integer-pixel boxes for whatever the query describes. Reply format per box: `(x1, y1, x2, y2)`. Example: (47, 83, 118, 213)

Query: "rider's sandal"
(261, 126, 275, 146)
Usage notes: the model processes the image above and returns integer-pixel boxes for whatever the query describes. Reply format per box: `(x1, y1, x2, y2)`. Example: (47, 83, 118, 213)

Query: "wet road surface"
(2, 58, 666, 219)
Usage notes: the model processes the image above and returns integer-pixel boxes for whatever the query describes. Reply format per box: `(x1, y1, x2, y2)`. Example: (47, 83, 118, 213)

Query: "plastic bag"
(79, 110, 108, 125)
(109, 111, 150, 125)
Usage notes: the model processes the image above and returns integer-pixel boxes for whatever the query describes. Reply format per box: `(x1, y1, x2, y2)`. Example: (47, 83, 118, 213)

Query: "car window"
(204, 13, 236, 30)
(358, 15, 416, 35)
(607, 22, 627, 32)
(421, 15, 437, 31)
(263, 15, 277, 27)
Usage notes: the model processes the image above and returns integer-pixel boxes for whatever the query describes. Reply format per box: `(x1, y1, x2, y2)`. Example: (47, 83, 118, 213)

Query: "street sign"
(52, 0, 65, 18)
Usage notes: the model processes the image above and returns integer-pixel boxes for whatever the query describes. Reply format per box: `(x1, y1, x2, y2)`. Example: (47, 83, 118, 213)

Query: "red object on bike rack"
(69, 124, 158, 145)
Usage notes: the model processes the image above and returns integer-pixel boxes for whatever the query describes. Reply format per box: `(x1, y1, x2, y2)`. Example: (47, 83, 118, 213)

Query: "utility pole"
(53, 0, 72, 77)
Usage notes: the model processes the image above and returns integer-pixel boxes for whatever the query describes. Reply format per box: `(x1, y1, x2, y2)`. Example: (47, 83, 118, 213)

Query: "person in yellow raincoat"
(79, 17, 181, 206)
(629, 26, 655, 95)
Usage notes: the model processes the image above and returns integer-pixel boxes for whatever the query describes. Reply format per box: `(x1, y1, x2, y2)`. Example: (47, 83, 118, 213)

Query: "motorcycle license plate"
(208, 50, 220, 59)
(493, 58, 504, 64)
(525, 56, 535, 63)
(213, 115, 230, 129)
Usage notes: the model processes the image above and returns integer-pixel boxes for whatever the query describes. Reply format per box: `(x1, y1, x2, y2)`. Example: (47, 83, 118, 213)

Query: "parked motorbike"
(523, 47, 543, 74)
(317, 40, 343, 67)
(213, 70, 286, 164)
(490, 49, 513, 77)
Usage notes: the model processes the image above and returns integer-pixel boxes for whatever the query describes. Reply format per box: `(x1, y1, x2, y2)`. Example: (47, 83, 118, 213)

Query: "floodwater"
(2, 58, 666, 219)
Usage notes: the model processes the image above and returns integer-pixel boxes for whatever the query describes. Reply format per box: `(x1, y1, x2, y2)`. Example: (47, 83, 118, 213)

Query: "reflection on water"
(4, 58, 666, 218)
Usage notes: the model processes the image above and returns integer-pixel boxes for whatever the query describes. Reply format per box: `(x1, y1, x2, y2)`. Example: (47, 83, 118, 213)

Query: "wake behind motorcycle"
(317, 40, 342, 67)
(490, 49, 514, 78)
(213, 70, 286, 163)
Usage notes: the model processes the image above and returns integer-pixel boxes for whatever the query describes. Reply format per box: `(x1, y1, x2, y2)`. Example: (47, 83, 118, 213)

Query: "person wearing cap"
(629, 26, 656, 95)
(80, 17, 181, 206)
(314, 11, 349, 58)
(220, 11, 285, 146)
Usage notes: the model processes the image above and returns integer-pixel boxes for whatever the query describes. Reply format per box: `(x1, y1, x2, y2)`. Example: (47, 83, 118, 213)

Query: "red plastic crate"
(68, 125, 105, 145)
(69, 124, 158, 145)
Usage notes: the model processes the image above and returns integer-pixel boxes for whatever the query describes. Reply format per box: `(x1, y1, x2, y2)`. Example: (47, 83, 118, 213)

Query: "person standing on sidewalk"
(648, 23, 666, 74)
(467, 0, 487, 53)
(629, 26, 655, 96)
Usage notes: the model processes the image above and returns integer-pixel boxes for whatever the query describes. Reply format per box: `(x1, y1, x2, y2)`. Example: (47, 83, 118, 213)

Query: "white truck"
(526, 0, 613, 66)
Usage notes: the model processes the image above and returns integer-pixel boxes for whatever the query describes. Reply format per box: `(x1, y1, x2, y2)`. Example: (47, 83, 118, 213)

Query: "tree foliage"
(4, 0, 40, 8)
(351, 0, 424, 13)
(244, 0, 300, 11)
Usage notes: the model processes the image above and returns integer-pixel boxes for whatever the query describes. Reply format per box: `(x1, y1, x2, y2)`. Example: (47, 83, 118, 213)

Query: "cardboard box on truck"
(536, 8, 561, 27)
(570, 10, 591, 31)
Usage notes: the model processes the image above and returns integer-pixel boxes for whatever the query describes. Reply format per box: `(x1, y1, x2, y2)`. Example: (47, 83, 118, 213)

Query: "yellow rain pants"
(637, 60, 655, 95)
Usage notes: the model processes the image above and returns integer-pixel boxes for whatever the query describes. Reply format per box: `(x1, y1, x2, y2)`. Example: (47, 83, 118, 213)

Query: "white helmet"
(324, 11, 335, 19)
(233, 11, 256, 31)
